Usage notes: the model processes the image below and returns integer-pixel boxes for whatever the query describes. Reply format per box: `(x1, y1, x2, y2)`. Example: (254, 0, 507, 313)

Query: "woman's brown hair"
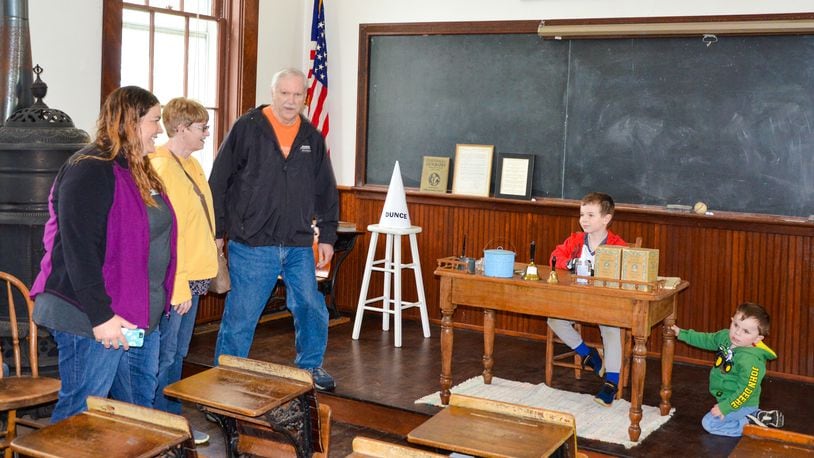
(78, 86, 165, 206)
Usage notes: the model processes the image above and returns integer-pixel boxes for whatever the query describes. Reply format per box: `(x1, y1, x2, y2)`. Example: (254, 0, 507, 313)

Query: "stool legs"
(410, 233, 431, 339)
(352, 233, 380, 340)
(352, 227, 431, 347)
(382, 234, 393, 332)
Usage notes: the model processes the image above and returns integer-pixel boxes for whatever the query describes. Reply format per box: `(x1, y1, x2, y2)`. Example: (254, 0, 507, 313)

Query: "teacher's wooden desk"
(434, 262, 689, 442)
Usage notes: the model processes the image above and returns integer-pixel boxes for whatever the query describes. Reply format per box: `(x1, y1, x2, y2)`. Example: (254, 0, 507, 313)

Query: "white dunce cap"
(378, 161, 411, 228)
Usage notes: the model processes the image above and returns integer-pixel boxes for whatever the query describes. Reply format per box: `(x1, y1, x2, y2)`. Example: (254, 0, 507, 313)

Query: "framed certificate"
(452, 144, 494, 197)
(494, 153, 534, 200)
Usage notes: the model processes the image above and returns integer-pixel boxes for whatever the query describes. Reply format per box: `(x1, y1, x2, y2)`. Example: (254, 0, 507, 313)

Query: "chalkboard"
(362, 29, 814, 217)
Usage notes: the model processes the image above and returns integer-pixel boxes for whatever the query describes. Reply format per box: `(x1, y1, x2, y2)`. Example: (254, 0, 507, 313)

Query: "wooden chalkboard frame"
(355, 14, 814, 220)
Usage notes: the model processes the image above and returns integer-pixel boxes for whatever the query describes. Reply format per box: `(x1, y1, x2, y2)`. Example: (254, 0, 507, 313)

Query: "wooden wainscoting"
(197, 186, 813, 383)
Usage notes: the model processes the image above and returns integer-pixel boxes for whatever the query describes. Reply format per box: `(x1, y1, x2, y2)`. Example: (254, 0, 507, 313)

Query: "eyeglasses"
(189, 124, 210, 132)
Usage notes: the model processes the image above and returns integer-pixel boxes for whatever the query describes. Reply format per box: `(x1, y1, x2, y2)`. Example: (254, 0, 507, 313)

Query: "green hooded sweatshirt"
(677, 328, 777, 415)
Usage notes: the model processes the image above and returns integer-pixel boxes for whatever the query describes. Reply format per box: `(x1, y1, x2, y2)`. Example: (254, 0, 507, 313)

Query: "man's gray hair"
(271, 68, 307, 92)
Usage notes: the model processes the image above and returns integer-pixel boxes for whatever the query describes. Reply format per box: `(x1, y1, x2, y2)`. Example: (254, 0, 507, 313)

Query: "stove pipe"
(0, 0, 33, 127)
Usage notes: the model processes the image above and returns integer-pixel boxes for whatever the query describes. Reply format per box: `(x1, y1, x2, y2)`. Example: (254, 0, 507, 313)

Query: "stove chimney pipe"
(0, 0, 33, 126)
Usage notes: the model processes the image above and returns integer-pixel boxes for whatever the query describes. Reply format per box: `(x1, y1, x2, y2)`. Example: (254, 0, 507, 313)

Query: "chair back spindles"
(0, 271, 39, 378)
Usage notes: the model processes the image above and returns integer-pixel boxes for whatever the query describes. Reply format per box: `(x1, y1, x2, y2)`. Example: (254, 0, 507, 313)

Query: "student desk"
(408, 394, 578, 457)
(10, 397, 194, 458)
(434, 262, 689, 442)
(729, 424, 814, 457)
(163, 356, 319, 458)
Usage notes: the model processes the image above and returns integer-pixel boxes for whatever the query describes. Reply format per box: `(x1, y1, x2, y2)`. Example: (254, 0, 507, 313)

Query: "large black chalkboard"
(362, 30, 814, 217)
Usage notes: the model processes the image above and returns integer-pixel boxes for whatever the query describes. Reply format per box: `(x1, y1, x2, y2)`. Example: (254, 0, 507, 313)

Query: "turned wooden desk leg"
(628, 335, 647, 442)
(661, 313, 677, 415)
(439, 278, 454, 405)
(483, 309, 495, 384)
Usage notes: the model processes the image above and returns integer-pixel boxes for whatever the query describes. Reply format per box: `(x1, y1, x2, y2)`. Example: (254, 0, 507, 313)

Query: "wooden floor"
(181, 313, 813, 457)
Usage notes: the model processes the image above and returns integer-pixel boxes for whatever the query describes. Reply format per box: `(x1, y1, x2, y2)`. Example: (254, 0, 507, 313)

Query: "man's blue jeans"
(214, 241, 328, 369)
(51, 328, 160, 422)
(154, 295, 200, 414)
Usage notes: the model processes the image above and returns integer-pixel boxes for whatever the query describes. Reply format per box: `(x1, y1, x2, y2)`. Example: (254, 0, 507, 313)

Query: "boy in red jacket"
(548, 192, 627, 406)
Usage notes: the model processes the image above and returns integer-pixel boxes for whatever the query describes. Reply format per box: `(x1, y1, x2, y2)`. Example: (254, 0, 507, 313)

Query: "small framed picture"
(452, 144, 494, 197)
(494, 153, 534, 200)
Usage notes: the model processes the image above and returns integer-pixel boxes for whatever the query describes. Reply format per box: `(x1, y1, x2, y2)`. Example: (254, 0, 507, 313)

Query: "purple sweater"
(31, 151, 176, 328)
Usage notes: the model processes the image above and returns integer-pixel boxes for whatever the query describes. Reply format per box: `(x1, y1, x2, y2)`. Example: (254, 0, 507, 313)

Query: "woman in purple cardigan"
(31, 86, 177, 421)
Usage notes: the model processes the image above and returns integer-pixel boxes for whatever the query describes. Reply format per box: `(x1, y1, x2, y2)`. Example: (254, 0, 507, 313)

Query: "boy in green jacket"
(671, 302, 783, 437)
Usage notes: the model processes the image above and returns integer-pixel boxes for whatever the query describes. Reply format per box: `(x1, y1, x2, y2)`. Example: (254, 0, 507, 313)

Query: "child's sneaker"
(747, 409, 784, 428)
(582, 347, 605, 377)
(594, 381, 618, 407)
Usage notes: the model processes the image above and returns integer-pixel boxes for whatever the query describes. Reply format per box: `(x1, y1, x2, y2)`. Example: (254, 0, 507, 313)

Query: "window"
(101, 0, 258, 177)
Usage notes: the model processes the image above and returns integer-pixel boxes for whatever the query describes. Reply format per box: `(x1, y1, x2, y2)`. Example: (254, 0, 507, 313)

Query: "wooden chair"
(0, 271, 61, 458)
(347, 436, 447, 457)
(543, 237, 642, 399)
(12, 396, 197, 457)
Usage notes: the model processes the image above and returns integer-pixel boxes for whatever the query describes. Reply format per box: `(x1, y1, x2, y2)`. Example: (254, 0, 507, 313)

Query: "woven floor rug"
(415, 376, 674, 449)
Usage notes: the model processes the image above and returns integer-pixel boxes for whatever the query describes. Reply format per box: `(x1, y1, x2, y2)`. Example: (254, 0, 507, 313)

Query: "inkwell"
(522, 241, 539, 281)
(458, 235, 475, 273)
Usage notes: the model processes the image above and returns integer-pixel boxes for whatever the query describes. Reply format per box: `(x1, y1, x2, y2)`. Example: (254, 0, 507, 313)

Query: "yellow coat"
(149, 145, 218, 305)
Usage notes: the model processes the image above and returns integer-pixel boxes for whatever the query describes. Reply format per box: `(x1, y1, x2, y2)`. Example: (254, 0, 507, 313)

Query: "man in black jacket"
(209, 68, 339, 390)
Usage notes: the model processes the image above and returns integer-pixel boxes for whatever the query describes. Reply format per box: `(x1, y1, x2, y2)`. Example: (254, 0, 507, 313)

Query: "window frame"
(100, 0, 258, 148)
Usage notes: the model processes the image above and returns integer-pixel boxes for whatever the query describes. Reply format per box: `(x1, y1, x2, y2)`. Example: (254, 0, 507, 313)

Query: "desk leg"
(439, 277, 455, 405)
(206, 412, 240, 458)
(628, 335, 646, 442)
(483, 309, 494, 384)
(263, 395, 315, 458)
(660, 313, 677, 415)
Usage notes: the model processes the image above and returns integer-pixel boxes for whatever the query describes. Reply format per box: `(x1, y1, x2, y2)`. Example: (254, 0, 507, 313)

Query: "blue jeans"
(701, 405, 758, 437)
(214, 241, 328, 369)
(51, 329, 160, 422)
(154, 295, 200, 414)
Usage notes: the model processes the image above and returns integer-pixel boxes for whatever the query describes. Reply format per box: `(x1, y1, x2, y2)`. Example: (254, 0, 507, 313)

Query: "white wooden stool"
(352, 224, 431, 347)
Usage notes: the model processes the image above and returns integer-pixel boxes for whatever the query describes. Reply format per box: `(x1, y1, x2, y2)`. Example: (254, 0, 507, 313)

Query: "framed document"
(495, 153, 534, 200)
(419, 156, 450, 193)
(452, 144, 494, 197)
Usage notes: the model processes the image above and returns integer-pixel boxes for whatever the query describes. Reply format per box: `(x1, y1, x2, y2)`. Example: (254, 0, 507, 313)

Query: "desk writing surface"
(163, 366, 311, 417)
(408, 405, 572, 458)
(11, 411, 188, 458)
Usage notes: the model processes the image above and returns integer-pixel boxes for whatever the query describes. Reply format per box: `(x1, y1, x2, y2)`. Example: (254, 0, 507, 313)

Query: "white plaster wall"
(27, 0, 814, 184)
(255, 0, 304, 106)
(28, 0, 102, 135)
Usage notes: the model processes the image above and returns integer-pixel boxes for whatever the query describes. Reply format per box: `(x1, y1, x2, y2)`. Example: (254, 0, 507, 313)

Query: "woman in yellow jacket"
(148, 97, 218, 444)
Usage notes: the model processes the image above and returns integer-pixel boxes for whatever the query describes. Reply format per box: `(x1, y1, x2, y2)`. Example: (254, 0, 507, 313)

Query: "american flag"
(306, 0, 330, 150)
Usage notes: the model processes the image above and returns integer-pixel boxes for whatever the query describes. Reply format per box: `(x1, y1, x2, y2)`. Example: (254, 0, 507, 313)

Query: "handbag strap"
(168, 151, 215, 237)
